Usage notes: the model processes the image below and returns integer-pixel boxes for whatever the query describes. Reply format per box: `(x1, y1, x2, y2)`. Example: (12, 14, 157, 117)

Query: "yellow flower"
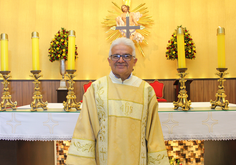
(52, 50, 54, 52)
(188, 50, 191, 53)
(58, 55, 60, 57)
(193, 48, 196, 50)
(56, 41, 59, 44)
(173, 51, 175, 54)
(184, 43, 186, 45)
(174, 42, 177, 45)
(63, 53, 65, 56)
(189, 41, 191, 44)
(61, 39, 64, 42)
(65, 42, 67, 45)
(185, 33, 188, 35)
(51, 43, 53, 45)
(57, 47, 59, 50)
(63, 49, 65, 52)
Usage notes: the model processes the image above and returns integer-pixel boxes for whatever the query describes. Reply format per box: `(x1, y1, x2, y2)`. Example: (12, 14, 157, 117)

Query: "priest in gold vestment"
(66, 38, 169, 165)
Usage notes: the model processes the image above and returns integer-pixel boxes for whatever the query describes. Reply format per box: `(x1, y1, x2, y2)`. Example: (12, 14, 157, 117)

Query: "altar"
(1, 102, 236, 165)
(1, 102, 236, 141)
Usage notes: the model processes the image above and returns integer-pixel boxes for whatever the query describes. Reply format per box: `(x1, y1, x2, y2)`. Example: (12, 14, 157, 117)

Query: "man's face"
(108, 43, 137, 80)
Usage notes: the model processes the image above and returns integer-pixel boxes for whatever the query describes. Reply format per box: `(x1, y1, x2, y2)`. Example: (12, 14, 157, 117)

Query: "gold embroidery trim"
(69, 139, 95, 158)
(121, 102, 133, 116)
(96, 81, 106, 142)
(95, 77, 108, 164)
(148, 151, 168, 165)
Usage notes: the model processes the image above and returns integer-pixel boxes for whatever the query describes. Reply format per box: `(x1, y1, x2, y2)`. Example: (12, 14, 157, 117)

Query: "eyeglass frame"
(109, 54, 135, 61)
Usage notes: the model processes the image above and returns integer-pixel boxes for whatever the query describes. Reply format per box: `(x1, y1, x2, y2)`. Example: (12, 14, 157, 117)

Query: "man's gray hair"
(109, 37, 136, 58)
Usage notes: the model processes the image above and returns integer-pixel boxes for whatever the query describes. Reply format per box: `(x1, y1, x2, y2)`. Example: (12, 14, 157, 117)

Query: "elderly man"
(66, 38, 169, 165)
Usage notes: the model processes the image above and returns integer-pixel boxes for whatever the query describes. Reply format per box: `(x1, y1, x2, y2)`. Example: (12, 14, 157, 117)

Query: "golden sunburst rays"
(123, 0, 131, 6)
(112, 1, 123, 10)
(102, 1, 154, 57)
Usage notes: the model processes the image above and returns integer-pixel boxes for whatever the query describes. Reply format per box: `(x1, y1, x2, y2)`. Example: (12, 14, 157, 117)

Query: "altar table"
(1, 102, 236, 141)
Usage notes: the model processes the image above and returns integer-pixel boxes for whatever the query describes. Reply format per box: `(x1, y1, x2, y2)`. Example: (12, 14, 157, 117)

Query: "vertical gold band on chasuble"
(139, 82, 152, 165)
(93, 76, 109, 165)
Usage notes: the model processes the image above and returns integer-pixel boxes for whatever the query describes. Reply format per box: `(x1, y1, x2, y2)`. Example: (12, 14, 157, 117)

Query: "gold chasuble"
(66, 73, 169, 165)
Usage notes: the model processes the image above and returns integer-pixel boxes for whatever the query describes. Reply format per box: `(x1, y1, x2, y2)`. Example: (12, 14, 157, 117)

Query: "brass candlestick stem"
(30, 70, 48, 111)
(210, 68, 229, 110)
(0, 71, 17, 111)
(63, 70, 81, 111)
(173, 68, 191, 111)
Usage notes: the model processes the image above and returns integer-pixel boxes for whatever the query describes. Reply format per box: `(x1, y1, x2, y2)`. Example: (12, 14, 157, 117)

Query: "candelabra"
(30, 70, 48, 111)
(210, 68, 229, 110)
(0, 71, 17, 111)
(173, 68, 191, 111)
(63, 70, 81, 111)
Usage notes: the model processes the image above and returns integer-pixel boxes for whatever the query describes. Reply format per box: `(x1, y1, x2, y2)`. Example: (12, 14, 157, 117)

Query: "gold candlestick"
(30, 70, 48, 111)
(173, 68, 191, 111)
(63, 70, 81, 111)
(0, 71, 17, 111)
(210, 68, 229, 110)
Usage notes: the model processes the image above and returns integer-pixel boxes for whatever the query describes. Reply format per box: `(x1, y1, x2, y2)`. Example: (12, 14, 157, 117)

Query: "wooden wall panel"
(190, 79, 235, 103)
(23, 81, 34, 106)
(204, 80, 218, 102)
(41, 81, 60, 103)
(225, 79, 236, 104)
(162, 80, 176, 102)
(0, 78, 235, 107)
(73, 81, 81, 102)
(190, 80, 204, 102)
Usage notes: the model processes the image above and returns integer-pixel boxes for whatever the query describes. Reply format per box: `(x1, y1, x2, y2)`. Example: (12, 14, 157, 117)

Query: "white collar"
(109, 71, 142, 87)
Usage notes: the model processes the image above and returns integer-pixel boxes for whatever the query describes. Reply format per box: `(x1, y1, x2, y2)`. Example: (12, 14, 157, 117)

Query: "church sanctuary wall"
(0, 0, 236, 80)
(0, 78, 235, 106)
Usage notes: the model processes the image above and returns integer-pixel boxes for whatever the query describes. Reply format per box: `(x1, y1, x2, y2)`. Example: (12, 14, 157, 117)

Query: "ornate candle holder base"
(0, 71, 17, 111)
(30, 70, 48, 111)
(173, 68, 191, 111)
(210, 68, 229, 110)
(63, 70, 81, 112)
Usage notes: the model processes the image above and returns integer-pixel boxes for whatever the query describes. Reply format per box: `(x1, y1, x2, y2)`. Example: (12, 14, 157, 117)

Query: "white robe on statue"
(66, 72, 169, 165)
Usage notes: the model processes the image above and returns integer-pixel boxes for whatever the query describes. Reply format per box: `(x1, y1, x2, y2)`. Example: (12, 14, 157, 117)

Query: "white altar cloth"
(1, 102, 236, 141)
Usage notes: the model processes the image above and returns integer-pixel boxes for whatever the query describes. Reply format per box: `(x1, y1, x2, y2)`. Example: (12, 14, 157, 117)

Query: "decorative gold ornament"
(173, 68, 191, 111)
(102, 1, 153, 57)
(63, 70, 81, 112)
(0, 71, 17, 111)
(210, 68, 229, 110)
(30, 70, 48, 111)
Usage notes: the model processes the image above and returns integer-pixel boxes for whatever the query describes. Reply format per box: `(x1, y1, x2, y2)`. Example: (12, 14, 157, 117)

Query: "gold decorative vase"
(58, 59, 67, 89)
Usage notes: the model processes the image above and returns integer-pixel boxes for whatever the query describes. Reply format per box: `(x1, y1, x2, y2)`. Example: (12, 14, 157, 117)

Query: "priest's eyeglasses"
(110, 54, 133, 61)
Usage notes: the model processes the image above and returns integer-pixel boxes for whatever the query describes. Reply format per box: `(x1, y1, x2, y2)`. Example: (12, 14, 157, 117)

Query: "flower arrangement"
(166, 25, 196, 60)
(48, 27, 78, 62)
